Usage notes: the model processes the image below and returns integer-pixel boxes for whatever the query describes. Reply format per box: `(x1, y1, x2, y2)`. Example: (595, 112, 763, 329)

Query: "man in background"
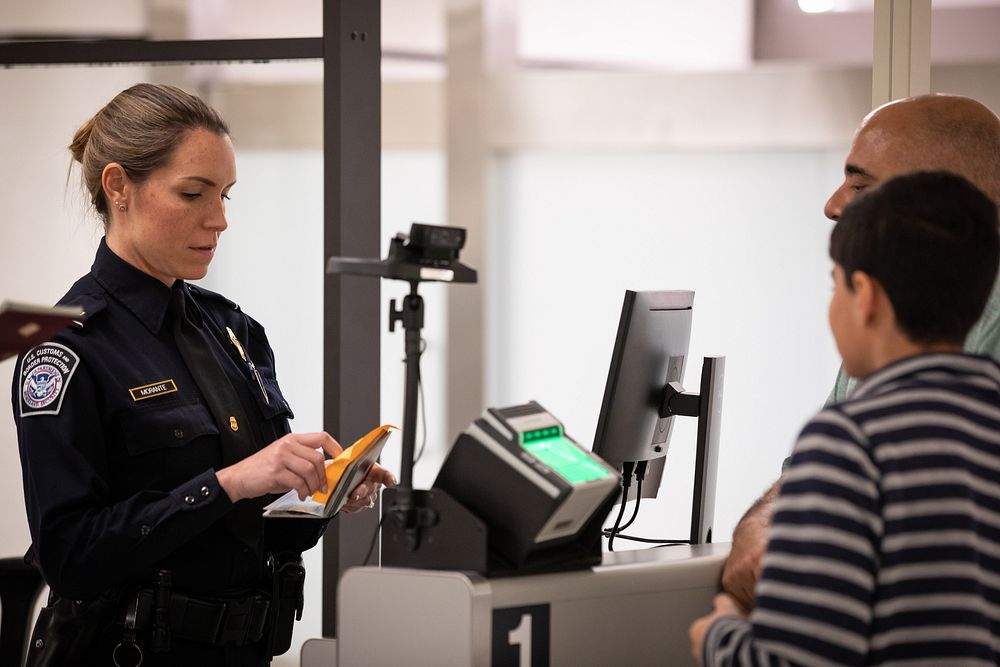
(720, 93, 1000, 614)
(694, 169, 1000, 665)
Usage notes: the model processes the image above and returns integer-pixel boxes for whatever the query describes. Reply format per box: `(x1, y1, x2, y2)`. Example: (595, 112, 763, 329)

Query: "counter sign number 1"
(491, 604, 550, 666)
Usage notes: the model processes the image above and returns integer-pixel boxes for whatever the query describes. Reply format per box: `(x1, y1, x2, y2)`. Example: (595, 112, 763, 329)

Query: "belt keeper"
(152, 569, 172, 653)
(113, 593, 143, 667)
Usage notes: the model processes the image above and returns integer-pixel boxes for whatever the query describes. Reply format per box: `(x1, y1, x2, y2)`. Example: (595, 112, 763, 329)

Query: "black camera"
(407, 224, 465, 254)
(389, 223, 466, 268)
(327, 223, 476, 284)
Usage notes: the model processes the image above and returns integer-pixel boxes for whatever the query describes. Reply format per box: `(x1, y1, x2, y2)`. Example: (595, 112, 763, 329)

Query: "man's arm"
(720, 480, 781, 614)
(698, 408, 881, 666)
(723, 365, 856, 613)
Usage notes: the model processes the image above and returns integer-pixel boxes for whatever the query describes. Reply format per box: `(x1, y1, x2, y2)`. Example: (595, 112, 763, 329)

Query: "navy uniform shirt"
(13, 238, 325, 601)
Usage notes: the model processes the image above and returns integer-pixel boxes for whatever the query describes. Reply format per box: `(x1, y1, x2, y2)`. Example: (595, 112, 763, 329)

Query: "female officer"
(12, 83, 394, 666)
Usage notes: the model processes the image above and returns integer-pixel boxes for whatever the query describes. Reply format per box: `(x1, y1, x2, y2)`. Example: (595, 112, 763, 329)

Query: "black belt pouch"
(25, 589, 117, 667)
(266, 556, 306, 657)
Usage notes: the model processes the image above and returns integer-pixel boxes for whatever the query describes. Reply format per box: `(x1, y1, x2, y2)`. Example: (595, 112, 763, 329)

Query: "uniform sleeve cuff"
(171, 469, 232, 512)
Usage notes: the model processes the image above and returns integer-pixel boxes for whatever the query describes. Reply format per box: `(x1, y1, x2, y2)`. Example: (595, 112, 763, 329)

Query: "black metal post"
(321, 0, 381, 638)
(399, 289, 424, 490)
(0, 37, 321, 66)
(0, 0, 383, 642)
(384, 286, 428, 550)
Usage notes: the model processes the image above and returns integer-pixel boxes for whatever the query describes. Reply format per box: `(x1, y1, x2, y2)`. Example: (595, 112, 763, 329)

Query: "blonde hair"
(69, 83, 230, 226)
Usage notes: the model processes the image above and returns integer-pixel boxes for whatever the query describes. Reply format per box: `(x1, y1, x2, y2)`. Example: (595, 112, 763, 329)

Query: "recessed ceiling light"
(798, 0, 836, 13)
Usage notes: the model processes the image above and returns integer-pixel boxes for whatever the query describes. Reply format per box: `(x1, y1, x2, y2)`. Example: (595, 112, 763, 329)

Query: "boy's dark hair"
(830, 171, 999, 345)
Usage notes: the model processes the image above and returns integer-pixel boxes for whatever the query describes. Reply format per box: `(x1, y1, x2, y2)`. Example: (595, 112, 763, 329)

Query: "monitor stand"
(660, 356, 725, 545)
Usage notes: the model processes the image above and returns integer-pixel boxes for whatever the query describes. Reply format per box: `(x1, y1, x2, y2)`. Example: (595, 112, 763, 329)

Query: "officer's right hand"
(216, 432, 343, 502)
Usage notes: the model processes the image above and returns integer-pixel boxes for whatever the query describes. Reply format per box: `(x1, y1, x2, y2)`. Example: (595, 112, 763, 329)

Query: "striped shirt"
(705, 353, 1000, 666)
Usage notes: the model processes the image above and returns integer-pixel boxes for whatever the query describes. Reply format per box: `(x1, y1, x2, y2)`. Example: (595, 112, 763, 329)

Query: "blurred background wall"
(2, 1, 999, 663)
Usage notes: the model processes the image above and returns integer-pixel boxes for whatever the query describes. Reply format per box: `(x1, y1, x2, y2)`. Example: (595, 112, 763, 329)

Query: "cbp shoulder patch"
(19, 342, 80, 417)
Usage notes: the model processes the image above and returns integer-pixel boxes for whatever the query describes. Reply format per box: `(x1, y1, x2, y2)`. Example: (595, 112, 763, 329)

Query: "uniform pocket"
(122, 399, 220, 456)
(254, 377, 295, 421)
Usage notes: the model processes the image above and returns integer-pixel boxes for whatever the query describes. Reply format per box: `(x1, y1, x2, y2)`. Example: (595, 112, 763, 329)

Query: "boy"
(691, 171, 1000, 666)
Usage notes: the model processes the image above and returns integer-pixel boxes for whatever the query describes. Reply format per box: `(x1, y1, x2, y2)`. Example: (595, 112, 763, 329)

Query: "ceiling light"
(798, 0, 835, 13)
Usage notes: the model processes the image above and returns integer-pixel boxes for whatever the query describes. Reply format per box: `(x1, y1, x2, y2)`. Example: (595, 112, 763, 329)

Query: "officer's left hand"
(340, 464, 397, 514)
(689, 593, 742, 664)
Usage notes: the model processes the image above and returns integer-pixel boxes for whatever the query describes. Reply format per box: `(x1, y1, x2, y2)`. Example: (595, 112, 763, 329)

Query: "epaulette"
(63, 294, 108, 330)
(187, 283, 242, 312)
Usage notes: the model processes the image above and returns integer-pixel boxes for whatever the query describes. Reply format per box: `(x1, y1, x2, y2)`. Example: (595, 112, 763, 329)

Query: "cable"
(362, 512, 386, 565)
(634, 459, 648, 483)
(618, 460, 648, 531)
(606, 494, 629, 552)
(603, 458, 647, 536)
(605, 533, 690, 545)
(602, 482, 641, 537)
(619, 482, 643, 530)
(412, 339, 428, 464)
(603, 460, 649, 535)
(402, 338, 429, 466)
(606, 461, 635, 552)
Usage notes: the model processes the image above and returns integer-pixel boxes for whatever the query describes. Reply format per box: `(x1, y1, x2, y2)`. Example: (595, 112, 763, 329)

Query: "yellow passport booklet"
(263, 424, 396, 519)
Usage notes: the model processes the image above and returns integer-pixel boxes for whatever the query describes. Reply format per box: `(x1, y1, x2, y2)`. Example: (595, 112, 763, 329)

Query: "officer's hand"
(216, 432, 343, 502)
(340, 464, 397, 514)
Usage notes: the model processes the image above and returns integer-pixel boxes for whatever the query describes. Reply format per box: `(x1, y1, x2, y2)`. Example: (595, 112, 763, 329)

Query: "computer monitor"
(592, 290, 694, 468)
(592, 289, 724, 544)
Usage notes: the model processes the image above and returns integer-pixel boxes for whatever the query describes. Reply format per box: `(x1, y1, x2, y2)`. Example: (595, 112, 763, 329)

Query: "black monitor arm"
(660, 380, 701, 418)
(657, 357, 726, 545)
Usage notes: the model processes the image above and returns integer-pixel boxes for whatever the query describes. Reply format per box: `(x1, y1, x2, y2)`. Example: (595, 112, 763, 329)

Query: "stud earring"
(116, 201, 127, 212)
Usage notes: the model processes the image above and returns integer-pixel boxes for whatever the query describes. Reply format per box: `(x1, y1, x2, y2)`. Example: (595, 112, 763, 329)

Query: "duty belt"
(132, 588, 270, 647)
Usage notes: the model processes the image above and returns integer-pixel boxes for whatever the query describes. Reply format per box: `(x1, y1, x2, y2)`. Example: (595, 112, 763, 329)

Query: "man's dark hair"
(830, 171, 999, 345)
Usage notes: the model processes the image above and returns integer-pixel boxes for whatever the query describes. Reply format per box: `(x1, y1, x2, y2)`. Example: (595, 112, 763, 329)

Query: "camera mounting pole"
(327, 223, 477, 550)
(388, 283, 423, 492)
(384, 283, 430, 542)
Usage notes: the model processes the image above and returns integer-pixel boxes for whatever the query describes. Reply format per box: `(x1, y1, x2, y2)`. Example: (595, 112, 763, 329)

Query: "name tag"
(129, 379, 178, 402)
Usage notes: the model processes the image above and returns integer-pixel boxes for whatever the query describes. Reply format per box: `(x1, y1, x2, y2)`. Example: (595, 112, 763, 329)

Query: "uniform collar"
(91, 237, 174, 334)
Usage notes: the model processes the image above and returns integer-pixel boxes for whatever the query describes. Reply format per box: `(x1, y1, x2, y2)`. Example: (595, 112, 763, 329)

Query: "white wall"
(0, 0, 147, 36)
(517, 0, 754, 69)
(2, 6, 998, 665)
(196, 151, 325, 664)
(488, 149, 846, 546)
(211, 143, 845, 636)
(378, 152, 449, 491)
(0, 66, 152, 558)
(202, 149, 447, 662)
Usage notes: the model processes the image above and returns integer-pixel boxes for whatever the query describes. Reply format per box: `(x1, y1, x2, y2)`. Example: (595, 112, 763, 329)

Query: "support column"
(872, 0, 931, 107)
(321, 0, 381, 638)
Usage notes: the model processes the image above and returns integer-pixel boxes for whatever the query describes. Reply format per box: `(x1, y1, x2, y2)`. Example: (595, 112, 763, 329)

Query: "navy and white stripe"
(705, 353, 1000, 666)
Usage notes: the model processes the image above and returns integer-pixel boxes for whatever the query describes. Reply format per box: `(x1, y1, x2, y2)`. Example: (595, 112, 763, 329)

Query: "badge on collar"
(20, 343, 80, 417)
